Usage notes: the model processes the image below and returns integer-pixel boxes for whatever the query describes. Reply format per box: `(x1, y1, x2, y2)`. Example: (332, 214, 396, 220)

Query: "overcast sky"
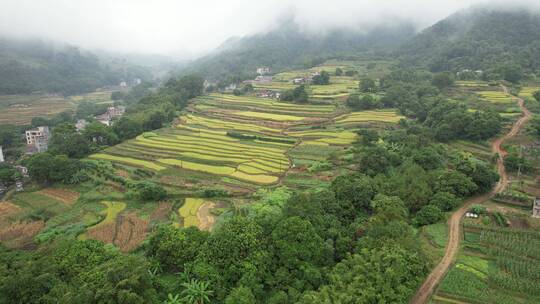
(0, 0, 536, 58)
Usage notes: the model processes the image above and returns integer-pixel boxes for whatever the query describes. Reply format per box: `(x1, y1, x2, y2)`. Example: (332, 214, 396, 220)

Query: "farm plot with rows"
(434, 225, 540, 304)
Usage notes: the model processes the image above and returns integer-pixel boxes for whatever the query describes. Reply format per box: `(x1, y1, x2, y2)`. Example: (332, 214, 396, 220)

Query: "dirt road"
(409, 85, 532, 304)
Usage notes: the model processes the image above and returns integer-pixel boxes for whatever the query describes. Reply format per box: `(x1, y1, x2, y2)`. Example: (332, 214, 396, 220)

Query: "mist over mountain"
(399, 6, 540, 76)
(0, 38, 155, 95)
(178, 20, 416, 81)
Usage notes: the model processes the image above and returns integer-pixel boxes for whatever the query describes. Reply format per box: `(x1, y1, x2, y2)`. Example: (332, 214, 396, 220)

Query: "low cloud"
(0, 0, 536, 57)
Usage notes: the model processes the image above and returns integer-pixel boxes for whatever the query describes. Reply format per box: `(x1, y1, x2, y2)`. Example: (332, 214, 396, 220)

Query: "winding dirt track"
(409, 85, 532, 304)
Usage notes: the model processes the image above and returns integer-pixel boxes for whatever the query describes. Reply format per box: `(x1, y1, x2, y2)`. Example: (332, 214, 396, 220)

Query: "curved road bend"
(409, 85, 532, 304)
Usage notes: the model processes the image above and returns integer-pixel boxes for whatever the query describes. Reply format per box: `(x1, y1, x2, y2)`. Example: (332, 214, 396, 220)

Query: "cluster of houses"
(456, 69, 484, 78)
(75, 105, 126, 131)
(255, 90, 280, 99)
(94, 105, 126, 126)
(242, 67, 274, 86)
(20, 106, 126, 157)
(0, 104, 129, 196)
(0, 146, 28, 195)
(292, 71, 320, 85)
(119, 78, 142, 89)
(243, 75, 273, 85)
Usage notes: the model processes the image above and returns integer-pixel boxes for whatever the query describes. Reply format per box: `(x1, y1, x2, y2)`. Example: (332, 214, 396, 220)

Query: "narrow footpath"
(409, 85, 532, 304)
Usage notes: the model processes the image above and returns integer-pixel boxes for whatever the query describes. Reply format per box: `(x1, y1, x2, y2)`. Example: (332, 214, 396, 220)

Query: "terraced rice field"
(335, 109, 404, 125)
(253, 69, 358, 99)
(519, 86, 539, 99)
(91, 93, 404, 189)
(234, 111, 305, 121)
(194, 94, 336, 117)
(0, 91, 113, 125)
(0, 95, 74, 125)
(476, 91, 514, 103)
(455, 80, 489, 87)
(311, 77, 358, 96)
(93, 105, 293, 185)
(286, 129, 358, 146)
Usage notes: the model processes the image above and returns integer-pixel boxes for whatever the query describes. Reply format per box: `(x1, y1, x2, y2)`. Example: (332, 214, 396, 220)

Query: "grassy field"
(0, 90, 113, 125)
(11, 191, 71, 216)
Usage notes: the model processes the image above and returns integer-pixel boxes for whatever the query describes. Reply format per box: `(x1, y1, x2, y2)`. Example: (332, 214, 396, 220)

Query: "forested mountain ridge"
(399, 7, 540, 78)
(178, 21, 416, 82)
(0, 38, 149, 95)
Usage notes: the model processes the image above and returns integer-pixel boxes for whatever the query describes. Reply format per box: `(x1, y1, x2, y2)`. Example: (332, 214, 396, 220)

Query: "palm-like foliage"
(164, 293, 182, 304)
(181, 279, 213, 304)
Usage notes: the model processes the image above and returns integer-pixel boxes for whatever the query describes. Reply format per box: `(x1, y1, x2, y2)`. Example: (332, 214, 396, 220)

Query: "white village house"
(0, 146, 4, 163)
(25, 126, 49, 145)
(256, 67, 271, 75)
(96, 106, 126, 126)
(25, 126, 50, 154)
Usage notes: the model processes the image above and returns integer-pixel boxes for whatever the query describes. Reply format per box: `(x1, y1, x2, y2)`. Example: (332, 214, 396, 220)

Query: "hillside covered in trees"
(179, 21, 416, 82)
(399, 8, 540, 80)
(0, 38, 150, 95)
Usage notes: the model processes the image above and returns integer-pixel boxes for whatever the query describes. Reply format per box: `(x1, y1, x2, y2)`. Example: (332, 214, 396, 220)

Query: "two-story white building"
(25, 126, 50, 145)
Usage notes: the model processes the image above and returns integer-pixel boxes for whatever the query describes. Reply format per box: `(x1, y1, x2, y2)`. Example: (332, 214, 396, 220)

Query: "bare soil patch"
(86, 222, 116, 244)
(150, 202, 173, 222)
(116, 169, 130, 178)
(197, 201, 216, 231)
(0, 220, 44, 248)
(38, 188, 80, 205)
(86, 213, 149, 252)
(0, 202, 22, 219)
(114, 213, 149, 252)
